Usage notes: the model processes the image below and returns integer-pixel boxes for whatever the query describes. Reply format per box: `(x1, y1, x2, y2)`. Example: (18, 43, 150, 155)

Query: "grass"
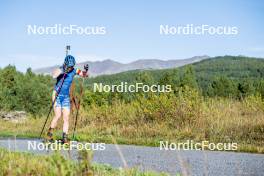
(0, 148, 168, 176)
(0, 88, 264, 153)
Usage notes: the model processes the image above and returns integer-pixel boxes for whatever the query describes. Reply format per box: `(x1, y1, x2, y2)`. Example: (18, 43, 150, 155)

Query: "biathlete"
(47, 55, 88, 144)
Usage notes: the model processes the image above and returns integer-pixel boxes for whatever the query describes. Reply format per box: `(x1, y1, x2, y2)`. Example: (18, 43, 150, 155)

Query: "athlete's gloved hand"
(82, 64, 89, 77)
(84, 64, 89, 71)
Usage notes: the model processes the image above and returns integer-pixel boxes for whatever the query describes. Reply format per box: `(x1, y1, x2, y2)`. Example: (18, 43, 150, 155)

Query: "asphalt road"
(0, 138, 264, 176)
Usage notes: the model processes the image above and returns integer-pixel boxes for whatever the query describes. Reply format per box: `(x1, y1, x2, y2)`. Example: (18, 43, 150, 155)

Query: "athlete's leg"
(50, 107, 62, 128)
(47, 93, 62, 141)
(62, 108, 70, 134)
(50, 91, 62, 128)
(46, 107, 61, 141)
(62, 108, 70, 143)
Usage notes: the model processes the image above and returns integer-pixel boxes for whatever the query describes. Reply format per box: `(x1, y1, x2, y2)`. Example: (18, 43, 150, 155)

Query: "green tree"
(209, 76, 237, 97)
(180, 66, 198, 89)
(0, 65, 20, 110)
(237, 79, 255, 98)
(135, 72, 154, 85)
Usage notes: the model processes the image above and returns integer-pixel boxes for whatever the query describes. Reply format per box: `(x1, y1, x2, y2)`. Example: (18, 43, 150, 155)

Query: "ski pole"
(72, 78, 83, 140)
(72, 64, 89, 140)
(39, 73, 67, 139)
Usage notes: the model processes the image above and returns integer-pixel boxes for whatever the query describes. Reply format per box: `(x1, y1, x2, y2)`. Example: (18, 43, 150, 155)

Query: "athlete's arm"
(76, 68, 88, 77)
(52, 68, 63, 79)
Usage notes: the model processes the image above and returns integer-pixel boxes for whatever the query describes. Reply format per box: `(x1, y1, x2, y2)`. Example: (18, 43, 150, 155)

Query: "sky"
(0, 0, 263, 72)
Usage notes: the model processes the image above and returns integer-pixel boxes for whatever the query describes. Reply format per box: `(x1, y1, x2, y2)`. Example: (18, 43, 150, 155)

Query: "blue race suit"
(54, 68, 77, 109)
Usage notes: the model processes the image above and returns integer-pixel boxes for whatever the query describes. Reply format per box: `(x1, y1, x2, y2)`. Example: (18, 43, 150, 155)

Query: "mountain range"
(33, 55, 209, 76)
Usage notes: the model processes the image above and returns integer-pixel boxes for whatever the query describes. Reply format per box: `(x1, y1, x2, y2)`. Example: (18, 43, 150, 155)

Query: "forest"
(1, 55, 264, 115)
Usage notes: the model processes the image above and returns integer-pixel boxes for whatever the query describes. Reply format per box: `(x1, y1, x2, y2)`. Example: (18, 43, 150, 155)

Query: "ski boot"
(46, 128, 55, 143)
(61, 132, 70, 145)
